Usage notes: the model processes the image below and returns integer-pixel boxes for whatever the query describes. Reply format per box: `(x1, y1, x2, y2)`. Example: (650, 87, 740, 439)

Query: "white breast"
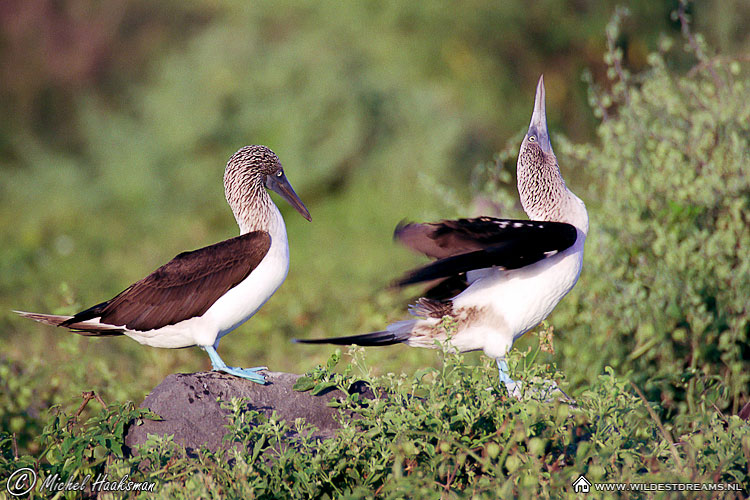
(452, 229, 586, 359)
(206, 205, 290, 341)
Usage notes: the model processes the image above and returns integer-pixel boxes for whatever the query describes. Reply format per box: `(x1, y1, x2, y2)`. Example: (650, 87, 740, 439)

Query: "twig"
(12, 433, 18, 460)
(92, 392, 107, 408)
(630, 381, 685, 473)
(677, 1, 724, 90)
(605, 7, 631, 106)
(711, 403, 726, 422)
(73, 391, 107, 420)
(591, 84, 610, 121)
(439, 461, 461, 498)
(687, 54, 750, 79)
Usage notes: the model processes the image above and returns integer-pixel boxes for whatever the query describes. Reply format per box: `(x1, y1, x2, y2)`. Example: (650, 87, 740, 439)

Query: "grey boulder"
(124, 371, 371, 454)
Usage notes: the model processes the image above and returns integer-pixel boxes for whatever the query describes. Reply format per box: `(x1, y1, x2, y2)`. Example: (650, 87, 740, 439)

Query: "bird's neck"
(517, 149, 588, 235)
(226, 182, 280, 235)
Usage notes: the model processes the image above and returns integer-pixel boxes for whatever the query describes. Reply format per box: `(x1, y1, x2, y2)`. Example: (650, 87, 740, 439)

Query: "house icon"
(573, 475, 591, 493)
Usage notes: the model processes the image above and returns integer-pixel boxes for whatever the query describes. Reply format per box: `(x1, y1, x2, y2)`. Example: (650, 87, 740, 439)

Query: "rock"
(124, 371, 371, 454)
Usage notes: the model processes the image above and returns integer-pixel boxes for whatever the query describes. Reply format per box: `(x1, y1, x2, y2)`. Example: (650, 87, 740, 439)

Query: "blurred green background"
(1, 0, 748, 426)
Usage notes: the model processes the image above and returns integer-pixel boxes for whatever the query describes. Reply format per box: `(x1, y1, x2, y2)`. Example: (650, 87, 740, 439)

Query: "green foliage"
(0, 400, 157, 499)
(4, 351, 748, 498)
(39, 401, 156, 486)
(292, 349, 347, 395)
(0, 359, 46, 455)
(547, 13, 750, 416)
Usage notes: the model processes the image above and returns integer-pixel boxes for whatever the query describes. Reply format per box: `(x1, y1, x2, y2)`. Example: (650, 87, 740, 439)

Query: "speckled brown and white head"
(517, 76, 588, 234)
(224, 145, 311, 234)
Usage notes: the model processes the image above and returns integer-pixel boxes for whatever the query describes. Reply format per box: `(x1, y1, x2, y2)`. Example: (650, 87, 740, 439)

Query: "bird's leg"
(497, 358, 575, 403)
(497, 359, 522, 399)
(202, 345, 267, 384)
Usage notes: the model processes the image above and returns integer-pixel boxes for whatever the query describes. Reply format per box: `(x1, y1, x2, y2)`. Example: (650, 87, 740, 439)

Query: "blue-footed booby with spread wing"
(297, 76, 588, 397)
(16, 145, 311, 384)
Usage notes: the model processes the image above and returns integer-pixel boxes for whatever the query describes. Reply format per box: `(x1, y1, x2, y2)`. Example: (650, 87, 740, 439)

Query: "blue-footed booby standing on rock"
(16, 145, 311, 384)
(297, 76, 588, 397)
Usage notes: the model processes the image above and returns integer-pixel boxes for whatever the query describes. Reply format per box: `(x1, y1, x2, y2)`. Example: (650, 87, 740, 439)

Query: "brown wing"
(62, 231, 272, 331)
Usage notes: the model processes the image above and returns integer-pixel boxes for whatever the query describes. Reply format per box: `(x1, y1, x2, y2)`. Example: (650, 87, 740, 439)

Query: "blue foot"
(497, 359, 522, 399)
(202, 345, 267, 384)
(215, 365, 268, 384)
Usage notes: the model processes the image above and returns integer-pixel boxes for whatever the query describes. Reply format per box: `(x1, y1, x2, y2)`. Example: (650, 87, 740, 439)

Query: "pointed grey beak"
(265, 173, 312, 221)
(527, 75, 554, 155)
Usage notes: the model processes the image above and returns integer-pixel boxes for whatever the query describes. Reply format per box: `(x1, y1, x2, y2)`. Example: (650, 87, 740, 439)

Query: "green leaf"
(293, 376, 316, 392)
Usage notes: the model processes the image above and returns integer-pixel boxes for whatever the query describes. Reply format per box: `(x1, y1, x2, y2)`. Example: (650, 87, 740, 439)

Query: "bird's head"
(520, 75, 555, 159)
(225, 145, 311, 222)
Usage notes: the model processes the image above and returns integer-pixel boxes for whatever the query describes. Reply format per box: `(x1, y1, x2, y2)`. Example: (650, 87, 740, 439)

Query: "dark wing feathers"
(396, 217, 572, 258)
(395, 217, 577, 287)
(61, 231, 271, 331)
(421, 275, 469, 300)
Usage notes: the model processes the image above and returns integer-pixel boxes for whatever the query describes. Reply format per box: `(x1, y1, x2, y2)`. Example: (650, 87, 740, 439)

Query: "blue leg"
(497, 359, 522, 398)
(202, 345, 267, 384)
(497, 359, 573, 402)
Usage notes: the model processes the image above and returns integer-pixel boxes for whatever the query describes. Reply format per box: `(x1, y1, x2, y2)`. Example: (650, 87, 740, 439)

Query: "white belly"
(452, 232, 585, 358)
(207, 235, 289, 340)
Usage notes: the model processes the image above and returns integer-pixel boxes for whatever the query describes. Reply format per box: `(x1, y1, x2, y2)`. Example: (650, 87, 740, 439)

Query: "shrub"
(556, 13, 749, 416)
(5, 349, 748, 498)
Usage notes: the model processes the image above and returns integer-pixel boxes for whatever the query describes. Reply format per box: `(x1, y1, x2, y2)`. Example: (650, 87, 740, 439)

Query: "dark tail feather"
(59, 300, 109, 327)
(294, 330, 407, 347)
(14, 310, 125, 337)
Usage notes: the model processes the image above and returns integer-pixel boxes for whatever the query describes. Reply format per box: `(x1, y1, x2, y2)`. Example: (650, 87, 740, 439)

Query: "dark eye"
(528, 135, 536, 142)
(276, 170, 283, 177)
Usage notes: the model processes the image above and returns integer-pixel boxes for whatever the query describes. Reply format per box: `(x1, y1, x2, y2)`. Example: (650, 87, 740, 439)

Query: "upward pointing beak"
(265, 173, 312, 221)
(528, 75, 554, 155)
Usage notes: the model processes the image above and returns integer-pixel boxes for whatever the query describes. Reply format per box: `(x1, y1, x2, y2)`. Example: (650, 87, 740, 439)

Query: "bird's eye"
(276, 170, 283, 177)
(529, 135, 536, 142)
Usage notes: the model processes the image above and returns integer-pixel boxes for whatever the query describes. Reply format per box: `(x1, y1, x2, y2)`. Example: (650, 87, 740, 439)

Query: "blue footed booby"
(297, 76, 588, 397)
(16, 145, 311, 384)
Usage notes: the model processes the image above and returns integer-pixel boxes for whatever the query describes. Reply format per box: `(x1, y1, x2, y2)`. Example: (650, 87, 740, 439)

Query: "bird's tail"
(295, 320, 416, 347)
(14, 310, 125, 337)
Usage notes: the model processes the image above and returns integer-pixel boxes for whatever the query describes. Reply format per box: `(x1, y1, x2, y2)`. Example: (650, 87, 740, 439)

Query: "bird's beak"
(265, 173, 312, 221)
(527, 75, 554, 155)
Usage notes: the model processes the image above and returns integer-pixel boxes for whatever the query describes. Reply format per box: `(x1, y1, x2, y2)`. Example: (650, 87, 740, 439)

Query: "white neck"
(561, 190, 589, 236)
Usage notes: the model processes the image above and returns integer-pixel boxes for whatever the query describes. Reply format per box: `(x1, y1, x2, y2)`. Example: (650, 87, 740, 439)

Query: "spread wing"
(62, 231, 272, 331)
(394, 217, 577, 289)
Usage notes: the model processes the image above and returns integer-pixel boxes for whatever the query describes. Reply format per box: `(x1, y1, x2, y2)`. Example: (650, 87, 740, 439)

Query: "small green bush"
(3, 349, 747, 498)
(555, 16, 750, 417)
